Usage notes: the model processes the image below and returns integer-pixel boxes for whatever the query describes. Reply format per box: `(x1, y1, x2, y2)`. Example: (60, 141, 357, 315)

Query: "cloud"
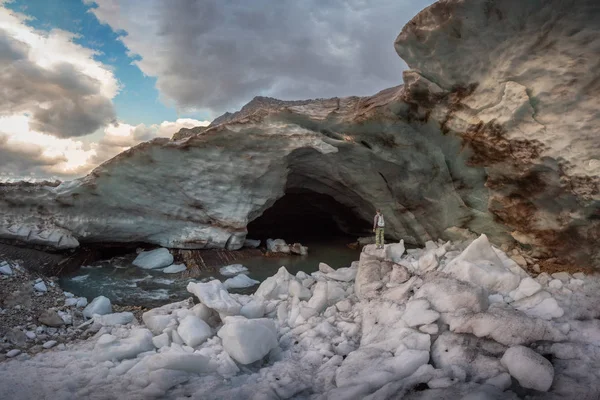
(0, 5, 118, 137)
(0, 115, 209, 181)
(91, 118, 210, 165)
(87, 0, 435, 114)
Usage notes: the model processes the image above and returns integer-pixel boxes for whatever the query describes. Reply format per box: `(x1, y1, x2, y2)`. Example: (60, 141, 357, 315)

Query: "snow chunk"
(509, 277, 542, 301)
(266, 238, 290, 253)
(448, 307, 566, 346)
(443, 234, 520, 293)
(217, 317, 278, 364)
(402, 299, 440, 327)
(83, 296, 112, 318)
(501, 346, 554, 391)
(0, 263, 13, 275)
(187, 280, 242, 315)
(511, 291, 564, 320)
(319, 262, 335, 274)
(415, 275, 489, 313)
(240, 299, 265, 319)
(326, 266, 357, 282)
(223, 274, 259, 289)
(219, 264, 248, 276)
(132, 248, 174, 270)
(431, 332, 506, 382)
(94, 312, 135, 326)
(93, 328, 154, 361)
(255, 266, 295, 300)
(145, 352, 217, 374)
(162, 263, 187, 274)
(152, 333, 170, 349)
(177, 315, 212, 347)
(385, 240, 405, 263)
(33, 281, 48, 292)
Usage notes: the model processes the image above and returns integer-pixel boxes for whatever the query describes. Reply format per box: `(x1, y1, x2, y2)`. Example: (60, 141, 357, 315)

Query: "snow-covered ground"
(1, 234, 599, 399)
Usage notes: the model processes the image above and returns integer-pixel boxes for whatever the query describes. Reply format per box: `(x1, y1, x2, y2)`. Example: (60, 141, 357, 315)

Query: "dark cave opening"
(246, 190, 371, 243)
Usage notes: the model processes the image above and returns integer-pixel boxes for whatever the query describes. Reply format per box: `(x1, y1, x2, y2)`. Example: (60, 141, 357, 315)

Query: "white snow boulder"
(83, 296, 112, 318)
(93, 329, 154, 361)
(243, 239, 261, 248)
(415, 275, 489, 314)
(255, 266, 295, 300)
(510, 277, 542, 301)
(501, 346, 554, 391)
(443, 234, 521, 293)
(326, 266, 357, 282)
(94, 312, 134, 326)
(217, 317, 278, 364)
(240, 299, 265, 319)
(0, 263, 13, 275)
(223, 274, 259, 289)
(132, 248, 174, 270)
(177, 315, 212, 347)
(187, 280, 242, 315)
(219, 264, 248, 276)
(145, 352, 217, 374)
(162, 263, 187, 274)
(385, 240, 405, 263)
(33, 281, 48, 292)
(266, 238, 290, 253)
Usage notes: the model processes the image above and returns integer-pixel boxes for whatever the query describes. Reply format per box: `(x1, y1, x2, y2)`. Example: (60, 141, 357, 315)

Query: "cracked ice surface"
(1, 234, 599, 399)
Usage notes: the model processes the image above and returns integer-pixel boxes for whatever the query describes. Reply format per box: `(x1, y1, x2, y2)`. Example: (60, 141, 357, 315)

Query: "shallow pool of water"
(59, 237, 360, 308)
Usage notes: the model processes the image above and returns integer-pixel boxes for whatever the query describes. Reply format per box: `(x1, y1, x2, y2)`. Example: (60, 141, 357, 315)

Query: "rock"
(511, 254, 528, 268)
(501, 346, 554, 391)
(219, 264, 248, 276)
(162, 263, 187, 274)
(0, 263, 13, 275)
(33, 281, 48, 292)
(551, 272, 571, 283)
(38, 310, 64, 327)
(177, 316, 212, 347)
(7, 329, 27, 346)
(25, 331, 36, 340)
(223, 274, 259, 289)
(187, 280, 242, 315)
(6, 349, 21, 358)
(83, 296, 112, 318)
(42, 340, 57, 349)
(132, 248, 174, 269)
(217, 317, 278, 364)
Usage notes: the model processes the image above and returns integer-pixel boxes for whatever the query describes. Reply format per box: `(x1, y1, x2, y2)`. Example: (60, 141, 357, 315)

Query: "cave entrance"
(246, 189, 371, 243)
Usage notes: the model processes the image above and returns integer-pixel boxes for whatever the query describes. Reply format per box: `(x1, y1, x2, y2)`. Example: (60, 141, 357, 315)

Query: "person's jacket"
(373, 214, 385, 229)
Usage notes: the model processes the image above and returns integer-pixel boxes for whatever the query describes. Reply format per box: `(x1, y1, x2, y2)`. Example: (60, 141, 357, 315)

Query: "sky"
(0, 0, 434, 181)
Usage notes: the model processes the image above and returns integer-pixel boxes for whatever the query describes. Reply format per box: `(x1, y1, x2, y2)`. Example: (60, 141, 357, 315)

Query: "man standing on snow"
(373, 209, 385, 249)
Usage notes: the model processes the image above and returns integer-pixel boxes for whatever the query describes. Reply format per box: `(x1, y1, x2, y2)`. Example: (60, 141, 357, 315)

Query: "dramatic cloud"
(0, 6, 119, 138)
(87, 0, 435, 114)
(90, 118, 210, 167)
(0, 115, 208, 181)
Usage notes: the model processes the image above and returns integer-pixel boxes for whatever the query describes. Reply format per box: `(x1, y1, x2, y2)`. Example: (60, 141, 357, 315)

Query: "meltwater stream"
(59, 238, 361, 308)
